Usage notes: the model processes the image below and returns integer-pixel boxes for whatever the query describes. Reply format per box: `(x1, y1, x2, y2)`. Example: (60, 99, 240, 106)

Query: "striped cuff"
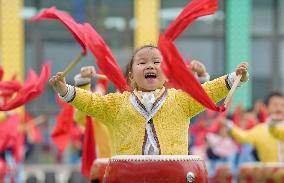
(227, 72, 245, 89)
(58, 84, 76, 103)
(198, 72, 210, 84)
(193, 72, 211, 84)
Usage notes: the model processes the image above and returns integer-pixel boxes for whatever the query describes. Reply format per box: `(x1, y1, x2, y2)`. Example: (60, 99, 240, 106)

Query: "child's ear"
(128, 72, 136, 88)
(129, 71, 134, 81)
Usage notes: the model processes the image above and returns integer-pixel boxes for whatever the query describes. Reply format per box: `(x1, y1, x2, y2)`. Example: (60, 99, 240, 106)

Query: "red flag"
(158, 35, 225, 112)
(245, 118, 257, 130)
(12, 132, 25, 163)
(258, 103, 268, 123)
(0, 79, 21, 91)
(207, 122, 222, 134)
(0, 80, 22, 99)
(0, 64, 50, 111)
(0, 114, 21, 152)
(31, 7, 128, 91)
(83, 23, 128, 92)
(31, 6, 87, 55)
(165, 0, 218, 41)
(190, 118, 207, 146)
(96, 71, 109, 93)
(23, 111, 43, 144)
(208, 100, 232, 133)
(206, 110, 217, 119)
(51, 99, 75, 153)
(23, 110, 33, 123)
(0, 134, 9, 153)
(81, 116, 96, 179)
(0, 158, 10, 180)
(0, 66, 3, 81)
(70, 124, 83, 146)
(33, 128, 43, 144)
(157, 0, 225, 112)
(232, 105, 242, 126)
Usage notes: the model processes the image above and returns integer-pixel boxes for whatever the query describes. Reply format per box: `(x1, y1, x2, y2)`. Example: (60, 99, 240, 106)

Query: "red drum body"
(104, 155, 208, 183)
(91, 158, 109, 182)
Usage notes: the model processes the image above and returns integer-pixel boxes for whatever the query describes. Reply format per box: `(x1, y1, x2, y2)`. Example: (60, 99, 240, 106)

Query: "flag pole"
(60, 53, 84, 79)
(60, 53, 108, 80)
(94, 74, 108, 80)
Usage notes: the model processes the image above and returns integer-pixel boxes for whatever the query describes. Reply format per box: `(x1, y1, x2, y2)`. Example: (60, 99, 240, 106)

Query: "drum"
(104, 155, 208, 183)
(214, 164, 233, 183)
(91, 158, 109, 182)
(239, 163, 284, 183)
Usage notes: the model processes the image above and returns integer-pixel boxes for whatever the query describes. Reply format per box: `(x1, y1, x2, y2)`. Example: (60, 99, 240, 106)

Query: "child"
(50, 45, 248, 156)
(221, 91, 284, 162)
(267, 93, 284, 142)
(74, 60, 209, 158)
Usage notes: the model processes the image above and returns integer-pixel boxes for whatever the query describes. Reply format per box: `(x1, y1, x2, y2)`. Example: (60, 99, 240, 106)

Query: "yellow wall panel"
(134, 0, 160, 48)
(0, 0, 24, 82)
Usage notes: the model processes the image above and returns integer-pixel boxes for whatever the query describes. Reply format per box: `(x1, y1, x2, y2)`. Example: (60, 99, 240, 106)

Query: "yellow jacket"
(230, 123, 284, 162)
(269, 124, 284, 142)
(74, 84, 111, 158)
(70, 76, 229, 155)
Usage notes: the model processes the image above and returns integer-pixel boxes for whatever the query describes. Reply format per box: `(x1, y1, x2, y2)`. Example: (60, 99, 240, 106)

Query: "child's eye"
(138, 62, 145, 65)
(154, 61, 161, 64)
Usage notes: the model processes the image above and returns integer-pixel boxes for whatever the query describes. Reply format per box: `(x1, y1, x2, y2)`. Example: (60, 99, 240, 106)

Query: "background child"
(73, 66, 112, 158)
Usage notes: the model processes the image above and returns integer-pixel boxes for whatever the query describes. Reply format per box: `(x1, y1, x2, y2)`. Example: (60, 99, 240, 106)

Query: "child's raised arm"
(177, 62, 249, 118)
(50, 71, 120, 124)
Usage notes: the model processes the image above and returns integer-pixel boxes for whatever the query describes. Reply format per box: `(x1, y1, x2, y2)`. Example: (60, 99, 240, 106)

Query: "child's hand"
(189, 60, 206, 77)
(49, 72, 68, 96)
(80, 66, 96, 78)
(235, 62, 249, 82)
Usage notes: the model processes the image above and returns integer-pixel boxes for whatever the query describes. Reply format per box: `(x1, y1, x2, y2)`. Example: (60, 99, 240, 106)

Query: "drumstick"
(59, 53, 108, 80)
(60, 53, 84, 79)
(224, 74, 242, 108)
(94, 74, 108, 80)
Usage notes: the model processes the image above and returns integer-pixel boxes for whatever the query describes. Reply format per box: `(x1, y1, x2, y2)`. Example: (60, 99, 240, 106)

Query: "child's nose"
(146, 62, 154, 69)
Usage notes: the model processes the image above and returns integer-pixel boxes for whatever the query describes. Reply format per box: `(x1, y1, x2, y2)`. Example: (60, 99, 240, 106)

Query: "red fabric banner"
(51, 99, 75, 153)
(81, 116, 96, 179)
(159, 0, 226, 112)
(164, 0, 218, 41)
(83, 23, 128, 92)
(158, 35, 225, 112)
(31, 6, 87, 55)
(0, 64, 50, 111)
(0, 114, 21, 152)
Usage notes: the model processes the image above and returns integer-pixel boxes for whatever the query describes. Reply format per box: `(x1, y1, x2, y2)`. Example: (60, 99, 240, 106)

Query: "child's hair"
(125, 44, 159, 87)
(264, 91, 283, 106)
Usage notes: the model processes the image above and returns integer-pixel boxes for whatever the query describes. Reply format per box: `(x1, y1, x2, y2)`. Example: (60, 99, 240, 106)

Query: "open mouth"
(145, 73, 157, 79)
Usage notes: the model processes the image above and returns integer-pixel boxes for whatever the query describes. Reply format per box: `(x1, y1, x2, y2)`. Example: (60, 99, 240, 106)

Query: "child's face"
(129, 47, 166, 91)
(267, 96, 284, 121)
